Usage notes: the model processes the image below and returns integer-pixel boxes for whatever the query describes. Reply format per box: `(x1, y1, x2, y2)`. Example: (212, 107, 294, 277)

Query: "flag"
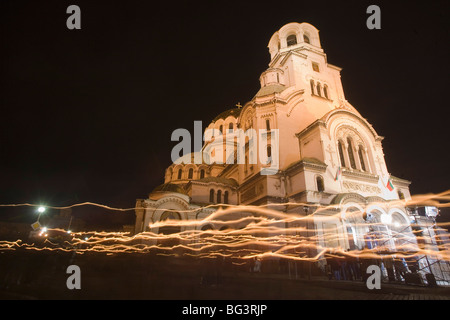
(386, 176, 394, 191)
(334, 166, 342, 181)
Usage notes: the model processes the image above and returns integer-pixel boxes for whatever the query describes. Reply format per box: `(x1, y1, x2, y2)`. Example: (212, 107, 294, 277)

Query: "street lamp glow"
(37, 206, 46, 213)
(380, 213, 392, 224)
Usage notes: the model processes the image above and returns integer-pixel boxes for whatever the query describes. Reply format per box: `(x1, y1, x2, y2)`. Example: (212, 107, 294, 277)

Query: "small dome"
(151, 183, 187, 195)
(197, 177, 239, 187)
(255, 84, 286, 98)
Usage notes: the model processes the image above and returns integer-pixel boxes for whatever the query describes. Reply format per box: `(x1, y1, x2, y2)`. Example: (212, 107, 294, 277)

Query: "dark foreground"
(1, 249, 449, 300)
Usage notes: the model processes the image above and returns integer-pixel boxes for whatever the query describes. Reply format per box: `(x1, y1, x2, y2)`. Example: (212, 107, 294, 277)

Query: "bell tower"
(264, 22, 346, 103)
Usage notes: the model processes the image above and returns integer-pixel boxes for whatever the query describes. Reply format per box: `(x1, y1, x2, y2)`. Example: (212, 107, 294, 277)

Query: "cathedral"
(133, 22, 449, 284)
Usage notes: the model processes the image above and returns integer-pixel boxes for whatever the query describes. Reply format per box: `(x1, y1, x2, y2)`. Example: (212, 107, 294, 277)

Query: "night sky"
(0, 1, 449, 227)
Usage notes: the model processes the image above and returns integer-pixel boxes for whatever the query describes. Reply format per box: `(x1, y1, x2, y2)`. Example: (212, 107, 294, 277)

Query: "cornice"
(342, 169, 380, 183)
(284, 158, 327, 174)
(391, 176, 411, 186)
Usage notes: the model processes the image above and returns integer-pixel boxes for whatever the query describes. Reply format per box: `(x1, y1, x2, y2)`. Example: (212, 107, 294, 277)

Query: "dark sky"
(0, 1, 449, 226)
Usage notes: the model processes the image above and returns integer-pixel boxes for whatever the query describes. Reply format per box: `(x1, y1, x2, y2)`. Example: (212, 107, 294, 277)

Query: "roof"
(285, 157, 327, 171)
(212, 108, 242, 122)
(255, 84, 286, 97)
(195, 176, 239, 187)
(151, 183, 187, 195)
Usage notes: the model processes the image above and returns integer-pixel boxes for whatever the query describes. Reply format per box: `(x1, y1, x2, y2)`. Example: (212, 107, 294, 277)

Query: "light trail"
(0, 191, 449, 267)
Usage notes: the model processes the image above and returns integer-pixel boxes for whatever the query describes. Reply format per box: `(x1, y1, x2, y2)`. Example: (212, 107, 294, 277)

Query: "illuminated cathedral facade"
(134, 23, 449, 284)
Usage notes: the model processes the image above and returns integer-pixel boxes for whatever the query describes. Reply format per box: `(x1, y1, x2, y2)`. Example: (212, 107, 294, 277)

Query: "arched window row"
(286, 33, 311, 47)
(310, 79, 329, 99)
(209, 120, 238, 136)
(170, 166, 209, 181)
(209, 189, 229, 204)
(337, 137, 369, 173)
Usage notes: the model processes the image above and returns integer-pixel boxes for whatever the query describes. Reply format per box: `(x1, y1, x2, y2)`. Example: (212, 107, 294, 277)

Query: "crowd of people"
(324, 250, 421, 284)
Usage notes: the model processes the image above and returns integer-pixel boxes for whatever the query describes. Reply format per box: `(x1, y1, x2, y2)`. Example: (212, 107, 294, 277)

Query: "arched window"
(303, 34, 310, 44)
(316, 83, 322, 96)
(209, 189, 215, 203)
(228, 123, 233, 133)
(316, 175, 325, 192)
(310, 80, 315, 95)
(200, 169, 205, 179)
(201, 224, 213, 231)
(267, 145, 272, 164)
(323, 85, 329, 99)
(217, 190, 222, 203)
(338, 140, 346, 167)
(358, 146, 366, 171)
(159, 211, 181, 235)
(286, 34, 297, 46)
(224, 191, 229, 204)
(219, 125, 223, 134)
(346, 226, 356, 250)
(347, 138, 357, 169)
(188, 168, 193, 179)
(177, 168, 183, 180)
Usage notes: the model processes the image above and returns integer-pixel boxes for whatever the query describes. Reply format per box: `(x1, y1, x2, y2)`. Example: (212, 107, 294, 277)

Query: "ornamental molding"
(241, 106, 255, 131)
(336, 124, 364, 146)
(254, 98, 287, 108)
(153, 196, 190, 210)
(287, 98, 304, 117)
(341, 169, 379, 183)
(260, 112, 275, 118)
(342, 181, 381, 194)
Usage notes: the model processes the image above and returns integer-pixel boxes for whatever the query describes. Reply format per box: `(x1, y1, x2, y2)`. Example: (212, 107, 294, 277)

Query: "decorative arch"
(303, 33, 310, 43)
(334, 124, 373, 172)
(286, 34, 297, 46)
(336, 125, 365, 149)
(172, 165, 184, 180)
(324, 109, 380, 140)
(238, 105, 255, 131)
(340, 202, 365, 220)
(331, 192, 367, 206)
(278, 22, 321, 48)
(315, 174, 325, 192)
(387, 208, 411, 226)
